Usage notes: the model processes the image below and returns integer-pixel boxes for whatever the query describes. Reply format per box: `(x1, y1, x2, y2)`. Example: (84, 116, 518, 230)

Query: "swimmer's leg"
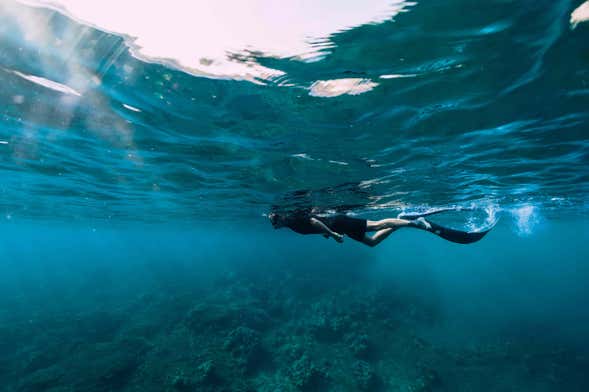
(365, 217, 490, 245)
(361, 228, 395, 247)
(366, 218, 412, 231)
(362, 217, 432, 247)
(366, 217, 431, 232)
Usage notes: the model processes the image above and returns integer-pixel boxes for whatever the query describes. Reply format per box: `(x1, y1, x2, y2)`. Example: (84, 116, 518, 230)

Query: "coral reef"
(2, 261, 588, 392)
(352, 360, 376, 391)
(288, 353, 327, 390)
(223, 326, 264, 373)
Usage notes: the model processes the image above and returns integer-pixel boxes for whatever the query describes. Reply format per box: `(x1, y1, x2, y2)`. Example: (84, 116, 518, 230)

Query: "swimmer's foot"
(413, 217, 432, 230)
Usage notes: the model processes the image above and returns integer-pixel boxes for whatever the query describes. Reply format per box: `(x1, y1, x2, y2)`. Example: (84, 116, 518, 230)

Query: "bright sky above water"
(23, 0, 413, 81)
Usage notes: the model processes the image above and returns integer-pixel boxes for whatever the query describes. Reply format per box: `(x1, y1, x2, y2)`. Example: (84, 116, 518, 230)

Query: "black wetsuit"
(284, 212, 367, 242)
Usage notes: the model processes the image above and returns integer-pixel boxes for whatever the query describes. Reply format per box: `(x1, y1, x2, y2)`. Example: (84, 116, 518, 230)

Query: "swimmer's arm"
(310, 217, 343, 242)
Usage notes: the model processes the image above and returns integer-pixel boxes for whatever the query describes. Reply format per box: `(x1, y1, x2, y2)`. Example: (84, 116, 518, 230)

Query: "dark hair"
(268, 212, 283, 228)
(268, 213, 276, 222)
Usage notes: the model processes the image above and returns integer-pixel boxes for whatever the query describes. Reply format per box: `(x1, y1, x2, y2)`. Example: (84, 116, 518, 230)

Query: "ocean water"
(1, 0, 588, 391)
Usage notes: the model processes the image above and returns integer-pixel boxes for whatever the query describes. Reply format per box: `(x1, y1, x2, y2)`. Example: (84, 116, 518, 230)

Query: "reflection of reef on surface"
(2, 261, 588, 392)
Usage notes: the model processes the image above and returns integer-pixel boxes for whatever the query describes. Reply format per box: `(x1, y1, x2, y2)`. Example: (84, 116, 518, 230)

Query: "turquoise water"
(1, 0, 588, 391)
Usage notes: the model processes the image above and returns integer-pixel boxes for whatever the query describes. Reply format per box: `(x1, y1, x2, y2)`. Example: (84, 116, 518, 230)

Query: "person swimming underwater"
(268, 208, 490, 246)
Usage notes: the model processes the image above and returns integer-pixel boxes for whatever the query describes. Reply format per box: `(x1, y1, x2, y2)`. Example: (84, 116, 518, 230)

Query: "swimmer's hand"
(323, 233, 343, 242)
(332, 233, 344, 243)
(310, 217, 343, 243)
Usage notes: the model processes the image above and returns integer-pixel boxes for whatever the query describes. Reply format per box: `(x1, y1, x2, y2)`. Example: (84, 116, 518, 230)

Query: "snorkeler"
(268, 208, 490, 246)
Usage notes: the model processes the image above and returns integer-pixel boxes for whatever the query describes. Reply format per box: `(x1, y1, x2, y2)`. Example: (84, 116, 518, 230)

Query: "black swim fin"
(423, 221, 491, 244)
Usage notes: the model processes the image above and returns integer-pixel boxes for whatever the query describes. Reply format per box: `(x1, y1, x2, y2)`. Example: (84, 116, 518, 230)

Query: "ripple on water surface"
(0, 0, 587, 223)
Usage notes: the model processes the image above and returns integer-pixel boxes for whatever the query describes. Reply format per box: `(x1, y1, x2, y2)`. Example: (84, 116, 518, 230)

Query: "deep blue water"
(1, 0, 588, 391)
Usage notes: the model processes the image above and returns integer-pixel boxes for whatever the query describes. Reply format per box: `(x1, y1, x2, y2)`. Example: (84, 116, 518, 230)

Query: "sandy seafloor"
(1, 218, 588, 392)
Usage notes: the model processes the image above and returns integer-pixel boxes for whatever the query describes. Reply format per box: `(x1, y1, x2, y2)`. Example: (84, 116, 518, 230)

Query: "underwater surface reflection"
(0, 0, 587, 221)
